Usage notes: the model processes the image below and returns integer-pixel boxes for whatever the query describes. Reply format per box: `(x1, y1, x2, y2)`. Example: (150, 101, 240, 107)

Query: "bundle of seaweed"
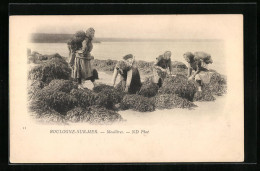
(87, 105, 123, 124)
(205, 72, 227, 96)
(92, 84, 115, 93)
(115, 80, 126, 92)
(28, 57, 71, 84)
(28, 80, 46, 100)
(93, 84, 125, 108)
(115, 80, 141, 95)
(154, 94, 197, 109)
(30, 80, 78, 115)
(30, 89, 77, 115)
(120, 94, 155, 112)
(65, 107, 91, 122)
(47, 79, 78, 93)
(193, 90, 216, 102)
(32, 109, 67, 125)
(66, 106, 123, 124)
(70, 88, 97, 108)
(171, 61, 188, 69)
(138, 77, 159, 97)
(171, 68, 188, 76)
(67, 30, 86, 52)
(158, 75, 197, 101)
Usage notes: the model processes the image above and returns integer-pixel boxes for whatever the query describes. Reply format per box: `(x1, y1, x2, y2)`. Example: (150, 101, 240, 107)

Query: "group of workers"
(68, 28, 213, 93)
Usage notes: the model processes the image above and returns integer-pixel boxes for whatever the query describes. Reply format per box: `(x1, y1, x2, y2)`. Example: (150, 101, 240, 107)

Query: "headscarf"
(86, 27, 95, 39)
(123, 54, 133, 60)
(116, 55, 133, 73)
(183, 52, 195, 63)
(163, 51, 172, 59)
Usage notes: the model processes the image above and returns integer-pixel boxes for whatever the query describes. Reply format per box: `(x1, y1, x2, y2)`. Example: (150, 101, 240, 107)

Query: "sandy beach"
(82, 71, 228, 126)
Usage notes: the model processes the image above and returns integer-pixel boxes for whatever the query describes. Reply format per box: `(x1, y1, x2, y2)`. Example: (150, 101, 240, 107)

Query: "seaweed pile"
(28, 55, 71, 84)
(28, 80, 47, 100)
(66, 106, 123, 124)
(171, 61, 188, 69)
(205, 72, 227, 96)
(93, 84, 125, 109)
(193, 90, 216, 102)
(28, 52, 227, 124)
(154, 94, 196, 109)
(30, 79, 78, 114)
(120, 94, 155, 112)
(191, 72, 227, 101)
(138, 77, 159, 97)
(28, 53, 124, 125)
(158, 75, 197, 101)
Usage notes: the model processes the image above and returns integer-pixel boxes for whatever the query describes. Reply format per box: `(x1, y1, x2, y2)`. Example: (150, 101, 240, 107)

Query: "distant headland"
(30, 33, 223, 43)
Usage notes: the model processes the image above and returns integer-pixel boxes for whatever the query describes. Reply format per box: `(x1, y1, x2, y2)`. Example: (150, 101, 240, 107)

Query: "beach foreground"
(81, 71, 227, 125)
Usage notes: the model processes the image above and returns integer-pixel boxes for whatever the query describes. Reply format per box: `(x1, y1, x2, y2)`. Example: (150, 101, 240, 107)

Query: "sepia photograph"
(9, 14, 244, 163)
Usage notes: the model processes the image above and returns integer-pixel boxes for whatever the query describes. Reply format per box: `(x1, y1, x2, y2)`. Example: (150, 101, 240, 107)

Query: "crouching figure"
(112, 54, 142, 94)
(152, 51, 173, 87)
(183, 51, 214, 92)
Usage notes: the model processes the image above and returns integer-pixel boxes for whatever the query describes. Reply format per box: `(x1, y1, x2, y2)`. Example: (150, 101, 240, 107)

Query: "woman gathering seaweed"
(68, 29, 214, 94)
(183, 51, 214, 92)
(27, 26, 227, 125)
(111, 54, 142, 94)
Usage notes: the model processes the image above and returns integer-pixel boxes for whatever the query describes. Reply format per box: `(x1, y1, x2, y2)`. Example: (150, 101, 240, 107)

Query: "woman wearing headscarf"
(112, 54, 142, 94)
(152, 51, 172, 87)
(183, 52, 213, 92)
(72, 28, 99, 89)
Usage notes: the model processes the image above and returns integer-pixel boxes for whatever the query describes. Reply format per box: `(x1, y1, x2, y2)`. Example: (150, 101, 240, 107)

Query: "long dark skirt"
(115, 67, 142, 94)
(77, 69, 99, 83)
(86, 69, 99, 82)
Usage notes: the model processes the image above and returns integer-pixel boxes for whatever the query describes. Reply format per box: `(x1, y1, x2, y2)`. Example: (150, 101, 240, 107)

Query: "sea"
(27, 41, 226, 74)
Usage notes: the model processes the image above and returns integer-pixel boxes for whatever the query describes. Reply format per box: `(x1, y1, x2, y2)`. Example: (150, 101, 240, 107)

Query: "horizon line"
(30, 33, 223, 41)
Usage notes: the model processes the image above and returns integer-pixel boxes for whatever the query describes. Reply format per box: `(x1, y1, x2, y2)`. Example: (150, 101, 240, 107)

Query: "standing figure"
(112, 54, 142, 94)
(71, 28, 99, 89)
(183, 52, 213, 92)
(152, 51, 172, 87)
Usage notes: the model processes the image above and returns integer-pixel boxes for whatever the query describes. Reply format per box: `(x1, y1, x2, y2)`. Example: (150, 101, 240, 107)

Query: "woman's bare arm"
(168, 59, 172, 74)
(112, 68, 119, 87)
(126, 69, 133, 90)
(187, 63, 193, 77)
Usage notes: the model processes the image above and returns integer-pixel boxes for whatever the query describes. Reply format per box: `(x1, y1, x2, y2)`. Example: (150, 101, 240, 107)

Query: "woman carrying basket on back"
(68, 28, 99, 89)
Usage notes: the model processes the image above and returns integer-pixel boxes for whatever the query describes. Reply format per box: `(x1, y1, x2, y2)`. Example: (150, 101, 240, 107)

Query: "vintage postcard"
(9, 15, 244, 163)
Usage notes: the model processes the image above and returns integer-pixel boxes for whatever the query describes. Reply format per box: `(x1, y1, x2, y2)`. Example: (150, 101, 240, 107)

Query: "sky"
(13, 15, 243, 40)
